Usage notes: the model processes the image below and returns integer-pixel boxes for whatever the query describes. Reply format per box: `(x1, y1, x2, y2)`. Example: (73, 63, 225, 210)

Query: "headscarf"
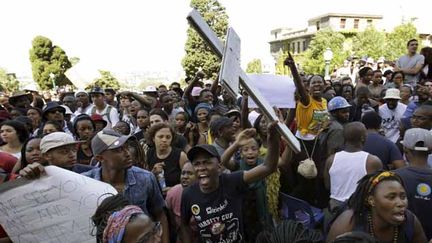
(194, 102, 212, 117)
(102, 205, 144, 243)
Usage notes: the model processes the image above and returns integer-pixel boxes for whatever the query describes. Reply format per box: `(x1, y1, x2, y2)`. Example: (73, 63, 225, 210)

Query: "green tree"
(352, 27, 386, 59)
(246, 59, 263, 74)
(29, 36, 73, 90)
(0, 69, 20, 93)
(301, 29, 348, 74)
(85, 70, 121, 90)
(182, 0, 229, 80)
(385, 22, 419, 61)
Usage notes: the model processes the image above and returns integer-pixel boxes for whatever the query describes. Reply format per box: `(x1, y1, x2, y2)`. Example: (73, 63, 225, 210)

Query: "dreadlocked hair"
(347, 171, 405, 227)
(91, 194, 130, 243)
(255, 220, 323, 243)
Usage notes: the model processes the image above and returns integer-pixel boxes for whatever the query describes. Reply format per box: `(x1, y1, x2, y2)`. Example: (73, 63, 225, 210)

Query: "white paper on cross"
(187, 9, 300, 153)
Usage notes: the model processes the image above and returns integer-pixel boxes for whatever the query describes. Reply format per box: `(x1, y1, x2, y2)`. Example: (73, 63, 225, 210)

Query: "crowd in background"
(0, 38, 432, 243)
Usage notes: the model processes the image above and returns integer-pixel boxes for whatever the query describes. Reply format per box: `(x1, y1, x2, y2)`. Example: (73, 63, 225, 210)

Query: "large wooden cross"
(187, 9, 300, 153)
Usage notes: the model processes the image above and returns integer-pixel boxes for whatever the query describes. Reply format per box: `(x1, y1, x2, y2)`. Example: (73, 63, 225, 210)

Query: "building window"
(316, 21, 320, 30)
(297, 42, 300, 53)
(274, 32, 278, 39)
(292, 42, 296, 53)
(340, 18, 346, 29)
(367, 19, 373, 27)
(354, 19, 359, 29)
(303, 41, 306, 51)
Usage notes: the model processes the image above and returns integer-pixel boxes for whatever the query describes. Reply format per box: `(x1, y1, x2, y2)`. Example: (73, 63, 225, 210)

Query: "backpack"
(91, 105, 113, 124)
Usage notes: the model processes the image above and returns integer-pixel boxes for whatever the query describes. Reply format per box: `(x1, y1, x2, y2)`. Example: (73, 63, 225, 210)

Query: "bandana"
(102, 205, 144, 243)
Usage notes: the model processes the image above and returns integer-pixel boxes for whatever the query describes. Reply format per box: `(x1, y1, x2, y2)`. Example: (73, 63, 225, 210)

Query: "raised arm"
(240, 92, 252, 129)
(284, 52, 309, 106)
(184, 71, 205, 105)
(243, 121, 280, 184)
(221, 128, 257, 171)
(210, 74, 219, 97)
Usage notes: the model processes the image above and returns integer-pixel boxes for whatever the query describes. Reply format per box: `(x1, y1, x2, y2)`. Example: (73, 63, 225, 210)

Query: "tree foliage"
(29, 36, 73, 90)
(298, 22, 419, 75)
(352, 27, 386, 59)
(385, 22, 418, 61)
(85, 70, 121, 90)
(182, 0, 229, 80)
(246, 59, 263, 74)
(0, 68, 20, 93)
(301, 29, 348, 74)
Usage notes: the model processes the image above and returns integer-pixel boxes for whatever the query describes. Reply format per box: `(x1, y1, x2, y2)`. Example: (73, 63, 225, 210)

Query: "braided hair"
(347, 171, 405, 227)
(91, 194, 130, 243)
(255, 220, 323, 243)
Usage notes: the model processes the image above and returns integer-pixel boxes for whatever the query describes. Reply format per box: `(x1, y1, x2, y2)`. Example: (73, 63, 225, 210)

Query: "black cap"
(210, 117, 233, 135)
(42, 102, 66, 118)
(89, 87, 105, 95)
(187, 144, 220, 162)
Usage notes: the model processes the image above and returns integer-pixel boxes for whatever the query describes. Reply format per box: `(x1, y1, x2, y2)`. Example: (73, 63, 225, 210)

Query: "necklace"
(368, 211, 399, 243)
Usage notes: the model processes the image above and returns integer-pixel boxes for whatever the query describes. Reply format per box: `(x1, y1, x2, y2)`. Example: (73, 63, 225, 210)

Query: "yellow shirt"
(295, 95, 329, 139)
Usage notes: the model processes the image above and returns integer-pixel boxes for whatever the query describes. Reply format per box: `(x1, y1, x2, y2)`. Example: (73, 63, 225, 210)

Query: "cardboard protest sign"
(247, 74, 296, 109)
(0, 166, 117, 243)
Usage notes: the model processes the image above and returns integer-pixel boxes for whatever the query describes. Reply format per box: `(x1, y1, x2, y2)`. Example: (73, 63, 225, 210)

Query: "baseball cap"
(91, 128, 130, 155)
(187, 144, 220, 162)
(61, 105, 73, 115)
(40, 132, 81, 154)
(143, 86, 157, 93)
(401, 128, 432, 151)
(191, 87, 203, 97)
(89, 87, 105, 95)
(210, 117, 233, 135)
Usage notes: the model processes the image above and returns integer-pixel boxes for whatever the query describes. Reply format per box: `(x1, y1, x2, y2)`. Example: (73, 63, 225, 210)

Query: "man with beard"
(180, 121, 280, 243)
(82, 129, 169, 243)
(379, 89, 407, 143)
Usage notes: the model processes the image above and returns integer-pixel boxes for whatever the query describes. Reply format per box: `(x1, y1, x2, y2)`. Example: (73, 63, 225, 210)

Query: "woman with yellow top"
(284, 52, 330, 206)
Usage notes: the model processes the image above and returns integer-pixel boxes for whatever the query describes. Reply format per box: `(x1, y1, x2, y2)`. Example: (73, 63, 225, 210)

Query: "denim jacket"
(82, 166, 165, 216)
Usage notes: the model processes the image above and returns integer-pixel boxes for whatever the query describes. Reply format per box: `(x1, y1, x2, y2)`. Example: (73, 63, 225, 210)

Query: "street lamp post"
(323, 47, 333, 81)
(49, 73, 56, 90)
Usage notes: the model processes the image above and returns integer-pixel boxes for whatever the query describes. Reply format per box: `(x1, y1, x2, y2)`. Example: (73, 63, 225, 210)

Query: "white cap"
(383, 88, 401, 100)
(143, 86, 157, 93)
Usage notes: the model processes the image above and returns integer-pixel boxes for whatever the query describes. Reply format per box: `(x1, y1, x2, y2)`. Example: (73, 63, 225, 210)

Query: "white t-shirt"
(86, 104, 119, 128)
(379, 103, 407, 143)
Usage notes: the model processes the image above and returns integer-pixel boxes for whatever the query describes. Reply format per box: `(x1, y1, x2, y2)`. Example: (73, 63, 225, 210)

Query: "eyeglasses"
(136, 221, 161, 243)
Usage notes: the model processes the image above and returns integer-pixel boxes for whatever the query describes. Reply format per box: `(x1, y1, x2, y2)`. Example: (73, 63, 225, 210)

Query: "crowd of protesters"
(0, 38, 431, 243)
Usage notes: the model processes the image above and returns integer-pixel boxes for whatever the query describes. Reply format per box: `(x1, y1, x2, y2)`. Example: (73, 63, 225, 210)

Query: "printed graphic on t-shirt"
(416, 183, 431, 200)
(308, 110, 330, 133)
(192, 199, 242, 243)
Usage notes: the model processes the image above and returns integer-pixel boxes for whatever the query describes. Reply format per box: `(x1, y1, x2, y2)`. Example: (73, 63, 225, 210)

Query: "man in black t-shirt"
(180, 122, 280, 243)
(395, 128, 432, 240)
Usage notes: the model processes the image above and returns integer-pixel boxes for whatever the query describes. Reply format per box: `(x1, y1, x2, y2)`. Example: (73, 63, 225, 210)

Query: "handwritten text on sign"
(0, 166, 117, 243)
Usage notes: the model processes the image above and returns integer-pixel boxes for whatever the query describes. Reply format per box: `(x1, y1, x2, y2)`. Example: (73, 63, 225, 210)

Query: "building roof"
(308, 13, 383, 22)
